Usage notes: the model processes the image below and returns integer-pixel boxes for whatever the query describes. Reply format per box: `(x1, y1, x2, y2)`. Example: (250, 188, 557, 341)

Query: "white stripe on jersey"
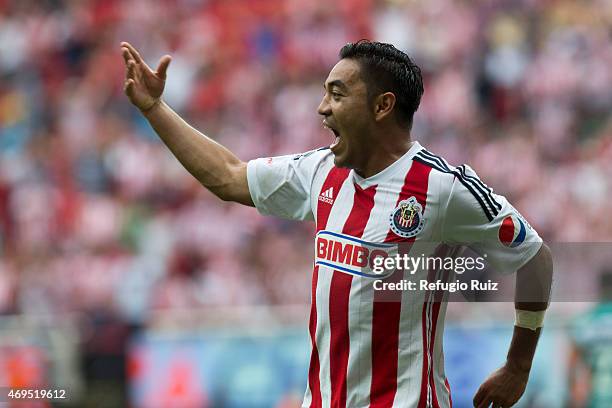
(345, 262, 374, 407)
(393, 281, 427, 407)
(433, 300, 451, 408)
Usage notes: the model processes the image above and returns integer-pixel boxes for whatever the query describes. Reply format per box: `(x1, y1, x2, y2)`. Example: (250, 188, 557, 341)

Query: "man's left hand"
(473, 363, 529, 408)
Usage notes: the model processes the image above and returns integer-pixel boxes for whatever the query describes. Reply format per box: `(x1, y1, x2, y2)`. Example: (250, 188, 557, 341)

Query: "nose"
(317, 95, 331, 117)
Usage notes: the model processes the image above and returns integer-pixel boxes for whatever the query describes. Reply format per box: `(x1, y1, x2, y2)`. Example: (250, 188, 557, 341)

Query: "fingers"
(126, 59, 136, 80)
(474, 390, 508, 408)
(121, 44, 136, 98)
(473, 384, 487, 407)
(156, 55, 172, 80)
(120, 41, 143, 64)
(122, 47, 139, 83)
(476, 395, 492, 408)
(121, 42, 167, 81)
(121, 47, 132, 65)
(474, 386, 494, 408)
(123, 78, 135, 97)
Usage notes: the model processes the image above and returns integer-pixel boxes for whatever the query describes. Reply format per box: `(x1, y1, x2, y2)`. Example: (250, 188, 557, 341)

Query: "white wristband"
(515, 309, 545, 331)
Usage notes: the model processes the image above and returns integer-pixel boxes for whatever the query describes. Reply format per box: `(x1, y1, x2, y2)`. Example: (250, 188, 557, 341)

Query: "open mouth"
(323, 121, 341, 149)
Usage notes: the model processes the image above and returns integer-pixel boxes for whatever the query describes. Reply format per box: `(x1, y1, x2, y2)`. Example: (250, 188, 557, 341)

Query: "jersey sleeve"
(246, 148, 329, 221)
(441, 165, 542, 274)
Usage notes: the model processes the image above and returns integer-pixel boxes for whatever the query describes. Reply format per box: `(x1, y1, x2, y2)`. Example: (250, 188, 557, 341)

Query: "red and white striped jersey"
(247, 141, 542, 408)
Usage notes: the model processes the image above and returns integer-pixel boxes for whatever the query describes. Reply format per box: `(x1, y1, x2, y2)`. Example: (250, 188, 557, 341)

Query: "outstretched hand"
(121, 42, 172, 111)
(473, 363, 529, 408)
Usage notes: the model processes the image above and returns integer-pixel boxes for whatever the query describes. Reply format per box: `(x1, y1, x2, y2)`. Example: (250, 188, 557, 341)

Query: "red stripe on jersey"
(308, 266, 322, 408)
(309, 167, 350, 408)
(330, 183, 377, 408)
(384, 160, 431, 243)
(369, 267, 404, 408)
(419, 272, 437, 408)
(370, 160, 432, 407)
(429, 302, 442, 408)
(419, 245, 451, 408)
(429, 268, 452, 408)
(445, 378, 452, 408)
(316, 167, 350, 233)
(418, 303, 430, 408)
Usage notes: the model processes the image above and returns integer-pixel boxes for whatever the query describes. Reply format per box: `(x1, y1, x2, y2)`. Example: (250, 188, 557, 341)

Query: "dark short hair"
(339, 40, 424, 129)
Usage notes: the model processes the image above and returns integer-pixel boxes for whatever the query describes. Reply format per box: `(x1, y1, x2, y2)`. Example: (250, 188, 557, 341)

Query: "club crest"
(389, 197, 425, 238)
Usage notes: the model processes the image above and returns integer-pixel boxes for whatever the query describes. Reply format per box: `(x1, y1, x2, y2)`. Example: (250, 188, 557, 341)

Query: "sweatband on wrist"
(515, 309, 545, 331)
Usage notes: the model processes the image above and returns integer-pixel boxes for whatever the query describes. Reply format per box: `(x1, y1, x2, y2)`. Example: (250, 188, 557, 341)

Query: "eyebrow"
(324, 79, 348, 92)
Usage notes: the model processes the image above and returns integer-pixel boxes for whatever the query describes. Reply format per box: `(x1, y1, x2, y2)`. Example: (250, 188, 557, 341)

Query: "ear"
(373, 92, 396, 122)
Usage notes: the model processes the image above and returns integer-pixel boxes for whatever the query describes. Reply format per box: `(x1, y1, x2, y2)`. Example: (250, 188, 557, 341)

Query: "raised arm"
(121, 42, 253, 206)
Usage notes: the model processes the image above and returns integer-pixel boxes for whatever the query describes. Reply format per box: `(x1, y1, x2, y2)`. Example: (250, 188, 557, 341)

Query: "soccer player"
(567, 270, 612, 408)
(121, 40, 553, 408)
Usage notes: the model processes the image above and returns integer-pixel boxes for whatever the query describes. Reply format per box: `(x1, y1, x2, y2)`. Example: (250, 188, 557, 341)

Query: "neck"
(355, 131, 414, 178)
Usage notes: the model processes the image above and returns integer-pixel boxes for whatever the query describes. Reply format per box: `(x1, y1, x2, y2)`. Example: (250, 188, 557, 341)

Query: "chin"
(332, 154, 352, 169)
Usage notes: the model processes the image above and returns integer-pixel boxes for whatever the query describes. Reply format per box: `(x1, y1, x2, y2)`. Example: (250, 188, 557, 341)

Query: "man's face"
(318, 59, 373, 169)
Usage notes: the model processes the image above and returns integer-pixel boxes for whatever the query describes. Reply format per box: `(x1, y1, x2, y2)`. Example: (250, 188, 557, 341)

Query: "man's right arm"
(121, 41, 253, 206)
(143, 100, 253, 206)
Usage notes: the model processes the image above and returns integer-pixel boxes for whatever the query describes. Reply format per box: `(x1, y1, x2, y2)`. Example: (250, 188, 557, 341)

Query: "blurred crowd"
(0, 0, 611, 322)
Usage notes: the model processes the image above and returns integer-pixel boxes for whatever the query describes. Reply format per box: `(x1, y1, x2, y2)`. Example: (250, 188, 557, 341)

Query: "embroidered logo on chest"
(389, 196, 425, 238)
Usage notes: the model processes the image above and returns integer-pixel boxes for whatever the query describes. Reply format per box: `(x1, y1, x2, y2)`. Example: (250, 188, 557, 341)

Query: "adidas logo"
(318, 187, 334, 204)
